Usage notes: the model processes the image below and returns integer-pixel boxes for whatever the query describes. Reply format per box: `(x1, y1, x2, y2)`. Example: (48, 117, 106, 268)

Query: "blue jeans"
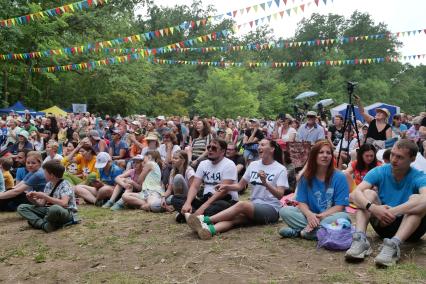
(279, 206, 350, 240)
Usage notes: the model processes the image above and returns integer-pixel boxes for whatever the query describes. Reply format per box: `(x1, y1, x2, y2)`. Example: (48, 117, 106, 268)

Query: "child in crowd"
(0, 157, 14, 190)
(17, 159, 78, 232)
(162, 150, 195, 212)
(102, 154, 144, 211)
(122, 150, 164, 212)
(43, 140, 63, 164)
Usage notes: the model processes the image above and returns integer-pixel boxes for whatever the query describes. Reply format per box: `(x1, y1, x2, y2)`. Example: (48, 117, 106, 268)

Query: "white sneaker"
(345, 232, 372, 260)
(374, 238, 400, 267)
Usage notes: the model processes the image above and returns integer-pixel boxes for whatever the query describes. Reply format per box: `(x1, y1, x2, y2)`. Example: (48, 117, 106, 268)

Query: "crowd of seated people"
(0, 108, 425, 268)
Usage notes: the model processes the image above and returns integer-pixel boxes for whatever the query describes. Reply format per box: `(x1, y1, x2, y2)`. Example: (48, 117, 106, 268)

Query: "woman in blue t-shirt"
(0, 151, 46, 211)
(279, 140, 350, 240)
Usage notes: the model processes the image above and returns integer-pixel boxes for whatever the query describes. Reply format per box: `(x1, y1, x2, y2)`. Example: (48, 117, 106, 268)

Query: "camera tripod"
(336, 82, 362, 166)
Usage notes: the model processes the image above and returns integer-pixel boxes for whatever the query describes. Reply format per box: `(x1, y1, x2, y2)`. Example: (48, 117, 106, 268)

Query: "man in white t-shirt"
(174, 139, 237, 221)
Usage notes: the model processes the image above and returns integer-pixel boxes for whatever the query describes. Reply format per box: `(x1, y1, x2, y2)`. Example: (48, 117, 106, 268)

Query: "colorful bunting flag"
(0, 0, 108, 27)
(29, 53, 426, 73)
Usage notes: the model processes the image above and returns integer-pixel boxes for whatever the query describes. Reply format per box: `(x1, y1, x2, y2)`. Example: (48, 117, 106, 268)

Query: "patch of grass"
(367, 262, 426, 283)
(209, 241, 224, 254)
(263, 227, 276, 235)
(0, 245, 28, 262)
(84, 271, 152, 284)
(33, 243, 49, 263)
(320, 271, 353, 283)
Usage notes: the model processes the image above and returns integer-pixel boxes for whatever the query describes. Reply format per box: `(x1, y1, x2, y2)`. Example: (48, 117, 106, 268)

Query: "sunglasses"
(207, 145, 219, 152)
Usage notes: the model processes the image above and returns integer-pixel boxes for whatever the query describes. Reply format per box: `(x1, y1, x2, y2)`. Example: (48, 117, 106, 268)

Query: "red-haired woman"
(279, 140, 350, 240)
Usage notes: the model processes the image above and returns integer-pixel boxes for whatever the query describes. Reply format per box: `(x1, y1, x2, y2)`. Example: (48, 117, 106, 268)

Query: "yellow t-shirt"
(2, 170, 14, 190)
(62, 154, 99, 179)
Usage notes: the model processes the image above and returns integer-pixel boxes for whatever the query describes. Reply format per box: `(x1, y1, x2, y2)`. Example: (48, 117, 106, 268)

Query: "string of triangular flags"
(4, 26, 424, 61)
(0, 0, 330, 58)
(0, 0, 108, 28)
(231, 0, 319, 32)
(99, 28, 426, 57)
(0, 28, 229, 61)
(212, 0, 328, 22)
(28, 51, 426, 73)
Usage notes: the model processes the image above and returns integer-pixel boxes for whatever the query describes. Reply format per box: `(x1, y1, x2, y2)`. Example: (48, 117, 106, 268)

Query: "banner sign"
(72, 104, 87, 113)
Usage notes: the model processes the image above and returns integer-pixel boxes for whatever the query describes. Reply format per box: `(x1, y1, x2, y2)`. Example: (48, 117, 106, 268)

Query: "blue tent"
(0, 101, 45, 116)
(364, 102, 400, 124)
(330, 103, 364, 123)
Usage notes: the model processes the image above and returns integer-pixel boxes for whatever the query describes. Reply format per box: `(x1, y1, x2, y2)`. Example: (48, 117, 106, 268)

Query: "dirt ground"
(0, 202, 425, 284)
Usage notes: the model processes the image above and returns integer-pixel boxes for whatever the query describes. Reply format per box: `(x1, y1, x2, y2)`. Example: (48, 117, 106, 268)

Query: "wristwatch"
(365, 202, 372, 211)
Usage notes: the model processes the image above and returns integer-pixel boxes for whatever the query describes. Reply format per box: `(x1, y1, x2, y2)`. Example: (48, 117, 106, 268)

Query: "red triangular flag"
(314, 0, 319, 6)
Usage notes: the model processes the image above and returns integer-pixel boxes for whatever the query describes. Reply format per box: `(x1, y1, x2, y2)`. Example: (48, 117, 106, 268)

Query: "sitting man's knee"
(363, 189, 378, 201)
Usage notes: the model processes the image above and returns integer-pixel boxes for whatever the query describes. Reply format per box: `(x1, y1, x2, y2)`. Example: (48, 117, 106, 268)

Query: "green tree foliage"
(0, 1, 424, 116)
(194, 68, 259, 118)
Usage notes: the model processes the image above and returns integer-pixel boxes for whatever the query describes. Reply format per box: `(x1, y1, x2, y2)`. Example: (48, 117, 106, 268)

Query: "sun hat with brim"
(131, 154, 144, 161)
(89, 130, 101, 140)
(145, 133, 159, 141)
(306, 111, 317, 117)
(131, 121, 141, 127)
(95, 152, 111, 169)
(18, 130, 29, 140)
(413, 116, 422, 125)
(375, 108, 390, 118)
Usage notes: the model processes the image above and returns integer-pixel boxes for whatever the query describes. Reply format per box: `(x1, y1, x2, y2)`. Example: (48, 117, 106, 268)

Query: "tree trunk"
(2, 68, 8, 107)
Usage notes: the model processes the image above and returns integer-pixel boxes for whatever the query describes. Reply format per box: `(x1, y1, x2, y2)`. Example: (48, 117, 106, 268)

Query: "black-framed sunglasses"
(207, 145, 219, 152)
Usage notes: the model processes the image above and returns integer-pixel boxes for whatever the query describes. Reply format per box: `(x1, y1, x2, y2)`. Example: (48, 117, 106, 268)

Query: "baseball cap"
(156, 115, 165, 120)
(249, 118, 258, 123)
(95, 152, 111, 169)
(89, 130, 101, 140)
(111, 129, 121, 136)
(307, 111, 317, 117)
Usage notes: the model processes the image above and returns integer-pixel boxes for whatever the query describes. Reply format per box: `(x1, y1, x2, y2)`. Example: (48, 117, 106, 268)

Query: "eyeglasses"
(207, 145, 219, 152)
(226, 148, 235, 151)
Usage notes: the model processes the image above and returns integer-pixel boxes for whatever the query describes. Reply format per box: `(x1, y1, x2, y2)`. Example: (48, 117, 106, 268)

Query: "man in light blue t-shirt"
(346, 140, 426, 267)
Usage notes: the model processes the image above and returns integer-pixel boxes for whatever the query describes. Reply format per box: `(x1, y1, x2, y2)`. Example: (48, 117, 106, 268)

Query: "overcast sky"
(137, 0, 426, 64)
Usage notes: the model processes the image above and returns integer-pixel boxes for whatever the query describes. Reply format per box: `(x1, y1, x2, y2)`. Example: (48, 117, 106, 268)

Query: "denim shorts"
(252, 203, 279, 225)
